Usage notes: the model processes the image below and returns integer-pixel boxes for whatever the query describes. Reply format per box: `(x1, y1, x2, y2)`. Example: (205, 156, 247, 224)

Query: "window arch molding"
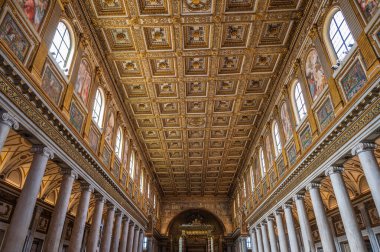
(114, 127, 123, 160)
(322, 6, 355, 64)
(92, 87, 106, 129)
(49, 19, 75, 75)
(259, 147, 266, 177)
(290, 79, 308, 125)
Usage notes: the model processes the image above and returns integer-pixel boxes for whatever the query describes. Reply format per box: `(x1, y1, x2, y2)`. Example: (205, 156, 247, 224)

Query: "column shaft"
(1, 146, 53, 252)
(294, 195, 315, 252)
(43, 169, 76, 251)
(100, 205, 116, 252)
(138, 230, 144, 252)
(327, 167, 367, 251)
(87, 194, 105, 252)
(133, 227, 140, 252)
(256, 226, 264, 252)
(119, 218, 130, 252)
(111, 212, 123, 252)
(353, 144, 380, 215)
(68, 183, 93, 252)
(275, 211, 288, 252)
(250, 230, 258, 252)
(307, 183, 336, 252)
(261, 223, 270, 252)
(267, 218, 278, 252)
(127, 223, 136, 252)
(283, 204, 300, 252)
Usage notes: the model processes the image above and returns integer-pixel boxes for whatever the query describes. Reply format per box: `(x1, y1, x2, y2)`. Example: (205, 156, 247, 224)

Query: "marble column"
(1, 145, 53, 252)
(87, 193, 105, 252)
(358, 203, 380, 252)
(0, 110, 19, 151)
(306, 183, 336, 252)
(274, 210, 288, 252)
(293, 194, 315, 252)
(138, 229, 144, 252)
(250, 229, 258, 252)
(119, 217, 130, 252)
(326, 166, 367, 251)
(133, 227, 141, 252)
(43, 168, 77, 251)
(68, 182, 93, 252)
(256, 225, 264, 252)
(261, 222, 270, 252)
(127, 223, 136, 252)
(352, 143, 380, 215)
(267, 217, 278, 252)
(24, 206, 43, 252)
(283, 204, 300, 252)
(111, 211, 123, 252)
(100, 203, 116, 252)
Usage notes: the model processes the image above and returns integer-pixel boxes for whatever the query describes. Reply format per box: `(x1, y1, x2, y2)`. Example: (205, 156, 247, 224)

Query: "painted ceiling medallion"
(222, 24, 250, 48)
(105, 28, 134, 51)
(144, 27, 172, 50)
(183, 25, 210, 49)
(185, 57, 208, 75)
(182, 0, 212, 14)
(225, 0, 256, 12)
(94, 0, 125, 16)
(115, 60, 142, 77)
(137, 0, 168, 15)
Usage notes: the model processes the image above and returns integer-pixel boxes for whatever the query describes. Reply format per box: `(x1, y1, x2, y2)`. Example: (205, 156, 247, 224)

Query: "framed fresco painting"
(15, 0, 50, 32)
(0, 7, 34, 64)
(339, 59, 367, 101)
(74, 59, 92, 106)
(41, 63, 64, 106)
(354, 0, 379, 23)
(69, 101, 85, 133)
(299, 124, 312, 150)
(287, 143, 297, 166)
(305, 48, 328, 102)
(102, 145, 112, 166)
(88, 125, 100, 153)
(0, 201, 13, 222)
(315, 96, 335, 131)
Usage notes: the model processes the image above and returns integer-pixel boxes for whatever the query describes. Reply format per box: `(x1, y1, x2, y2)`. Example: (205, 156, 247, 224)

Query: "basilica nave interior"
(0, 0, 380, 251)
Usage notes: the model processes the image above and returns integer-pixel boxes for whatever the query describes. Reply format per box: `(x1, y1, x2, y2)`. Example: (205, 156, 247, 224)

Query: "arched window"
(243, 180, 247, 198)
(92, 88, 105, 128)
(259, 148, 266, 177)
(147, 182, 150, 198)
(294, 82, 307, 122)
(114, 127, 123, 160)
(129, 151, 135, 179)
(250, 165, 255, 191)
(329, 10, 354, 61)
(273, 122, 282, 156)
(50, 21, 73, 73)
(140, 170, 144, 193)
(237, 193, 240, 207)
(153, 194, 156, 209)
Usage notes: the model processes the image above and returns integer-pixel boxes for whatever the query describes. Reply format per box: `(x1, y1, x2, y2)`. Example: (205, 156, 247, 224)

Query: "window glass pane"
(329, 11, 354, 61)
(50, 22, 72, 72)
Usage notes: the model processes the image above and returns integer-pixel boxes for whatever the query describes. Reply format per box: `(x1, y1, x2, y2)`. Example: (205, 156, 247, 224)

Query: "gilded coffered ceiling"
(82, 0, 305, 196)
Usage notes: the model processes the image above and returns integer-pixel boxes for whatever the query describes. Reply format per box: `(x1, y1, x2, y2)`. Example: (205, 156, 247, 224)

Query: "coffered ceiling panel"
(83, 0, 305, 196)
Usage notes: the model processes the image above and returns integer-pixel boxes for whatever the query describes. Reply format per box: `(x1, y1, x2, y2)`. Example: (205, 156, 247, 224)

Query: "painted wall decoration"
(280, 103, 292, 141)
(0, 13, 31, 62)
(105, 109, 115, 144)
(41, 64, 63, 105)
(16, 0, 50, 31)
(316, 97, 335, 131)
(305, 49, 328, 101)
(287, 144, 297, 166)
(340, 59, 367, 101)
(69, 101, 84, 132)
(299, 125, 312, 150)
(36, 216, 49, 233)
(103, 146, 111, 166)
(88, 126, 99, 152)
(74, 59, 92, 105)
(355, 0, 379, 22)
(265, 135, 273, 166)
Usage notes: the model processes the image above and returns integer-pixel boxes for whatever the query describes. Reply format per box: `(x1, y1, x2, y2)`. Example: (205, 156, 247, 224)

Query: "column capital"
(293, 193, 305, 202)
(267, 216, 275, 222)
(306, 182, 321, 191)
(115, 210, 123, 217)
(325, 166, 344, 177)
(94, 192, 105, 203)
(31, 145, 54, 159)
(351, 142, 378, 156)
(275, 209, 283, 215)
(106, 202, 116, 211)
(80, 181, 94, 192)
(0, 111, 19, 130)
(60, 167, 78, 179)
(283, 203, 293, 210)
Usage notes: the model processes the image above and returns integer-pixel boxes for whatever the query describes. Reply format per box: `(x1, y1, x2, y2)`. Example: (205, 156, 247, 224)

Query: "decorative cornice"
(351, 142, 378, 156)
(325, 166, 344, 177)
